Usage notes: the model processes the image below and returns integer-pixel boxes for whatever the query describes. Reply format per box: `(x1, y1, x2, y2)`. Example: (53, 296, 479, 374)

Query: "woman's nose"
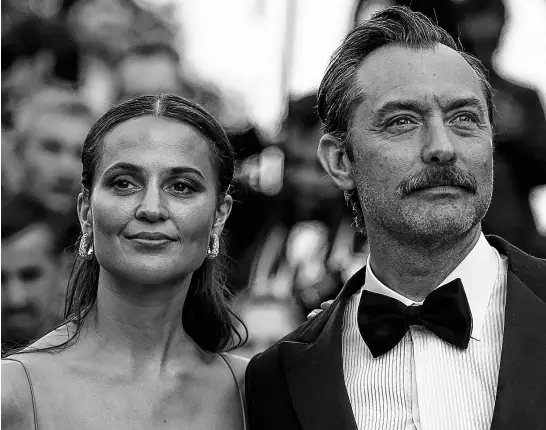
(135, 186, 168, 222)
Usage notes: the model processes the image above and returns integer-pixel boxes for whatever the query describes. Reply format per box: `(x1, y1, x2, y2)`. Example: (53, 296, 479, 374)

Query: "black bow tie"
(357, 278, 472, 358)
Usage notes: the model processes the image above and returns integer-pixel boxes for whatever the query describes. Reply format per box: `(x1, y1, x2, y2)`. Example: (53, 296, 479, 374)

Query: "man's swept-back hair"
(317, 6, 494, 232)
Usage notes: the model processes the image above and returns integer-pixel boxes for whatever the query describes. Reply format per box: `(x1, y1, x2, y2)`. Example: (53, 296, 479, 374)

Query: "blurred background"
(2, 0, 545, 358)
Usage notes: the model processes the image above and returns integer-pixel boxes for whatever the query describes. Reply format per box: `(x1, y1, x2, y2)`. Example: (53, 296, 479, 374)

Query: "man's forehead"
(355, 44, 487, 109)
(31, 112, 91, 137)
(2, 224, 56, 261)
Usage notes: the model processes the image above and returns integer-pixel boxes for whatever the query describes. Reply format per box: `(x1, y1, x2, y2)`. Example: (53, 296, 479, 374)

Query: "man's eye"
(41, 139, 62, 154)
(386, 116, 416, 129)
(454, 113, 478, 123)
(20, 266, 43, 282)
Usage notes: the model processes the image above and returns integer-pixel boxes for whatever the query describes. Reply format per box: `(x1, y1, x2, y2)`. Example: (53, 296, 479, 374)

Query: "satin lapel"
(491, 271, 546, 429)
(279, 302, 357, 430)
(277, 267, 366, 430)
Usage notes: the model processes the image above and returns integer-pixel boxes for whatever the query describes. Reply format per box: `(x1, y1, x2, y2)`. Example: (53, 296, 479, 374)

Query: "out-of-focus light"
(259, 146, 284, 196)
(530, 185, 546, 236)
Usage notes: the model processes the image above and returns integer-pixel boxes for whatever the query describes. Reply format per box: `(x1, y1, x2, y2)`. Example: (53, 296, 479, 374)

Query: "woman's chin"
(99, 259, 202, 287)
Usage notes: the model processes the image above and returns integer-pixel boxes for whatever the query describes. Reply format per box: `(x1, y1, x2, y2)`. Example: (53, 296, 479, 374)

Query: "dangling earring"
(206, 233, 220, 259)
(79, 233, 94, 260)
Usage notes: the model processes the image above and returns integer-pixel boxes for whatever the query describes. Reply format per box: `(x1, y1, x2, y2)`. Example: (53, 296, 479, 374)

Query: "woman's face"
(78, 115, 232, 285)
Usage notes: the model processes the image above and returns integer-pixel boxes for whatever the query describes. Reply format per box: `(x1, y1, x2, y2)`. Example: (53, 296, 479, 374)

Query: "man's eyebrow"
(373, 99, 429, 121)
(441, 96, 488, 119)
(373, 96, 488, 121)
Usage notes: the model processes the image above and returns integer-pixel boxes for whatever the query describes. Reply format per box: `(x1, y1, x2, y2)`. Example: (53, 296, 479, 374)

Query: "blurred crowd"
(2, 0, 546, 358)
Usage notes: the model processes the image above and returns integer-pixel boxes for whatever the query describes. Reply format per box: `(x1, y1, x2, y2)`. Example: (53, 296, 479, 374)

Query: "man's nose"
(2, 278, 30, 309)
(135, 186, 168, 222)
(421, 120, 457, 165)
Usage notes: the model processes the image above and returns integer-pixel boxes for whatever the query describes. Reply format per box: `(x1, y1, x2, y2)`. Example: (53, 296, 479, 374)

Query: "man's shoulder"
(488, 235, 546, 301)
(247, 303, 337, 375)
(249, 319, 312, 367)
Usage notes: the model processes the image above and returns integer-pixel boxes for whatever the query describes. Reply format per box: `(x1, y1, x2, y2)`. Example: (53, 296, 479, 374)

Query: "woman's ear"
(317, 134, 355, 190)
(77, 192, 93, 234)
(212, 194, 233, 236)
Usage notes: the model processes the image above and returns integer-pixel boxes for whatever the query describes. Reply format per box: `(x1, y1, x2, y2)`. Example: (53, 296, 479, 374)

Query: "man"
(1, 16, 81, 129)
(115, 42, 224, 121)
(116, 42, 183, 101)
(355, 0, 546, 257)
(245, 7, 546, 430)
(11, 87, 94, 218)
(1, 195, 69, 352)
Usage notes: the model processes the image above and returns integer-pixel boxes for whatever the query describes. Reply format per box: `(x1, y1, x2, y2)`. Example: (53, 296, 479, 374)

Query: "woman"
(2, 94, 248, 429)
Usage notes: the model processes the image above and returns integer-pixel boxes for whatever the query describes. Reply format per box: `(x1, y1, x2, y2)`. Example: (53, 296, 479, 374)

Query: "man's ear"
(77, 192, 93, 234)
(317, 134, 355, 190)
(212, 194, 233, 237)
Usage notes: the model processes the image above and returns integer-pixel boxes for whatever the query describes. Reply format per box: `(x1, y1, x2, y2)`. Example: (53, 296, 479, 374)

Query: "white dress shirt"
(342, 234, 508, 430)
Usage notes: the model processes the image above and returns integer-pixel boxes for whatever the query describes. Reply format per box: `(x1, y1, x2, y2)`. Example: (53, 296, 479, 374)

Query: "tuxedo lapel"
(278, 267, 366, 430)
(490, 270, 546, 428)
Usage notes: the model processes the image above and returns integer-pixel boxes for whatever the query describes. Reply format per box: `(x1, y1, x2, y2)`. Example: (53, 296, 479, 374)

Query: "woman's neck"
(367, 226, 481, 302)
(81, 270, 203, 375)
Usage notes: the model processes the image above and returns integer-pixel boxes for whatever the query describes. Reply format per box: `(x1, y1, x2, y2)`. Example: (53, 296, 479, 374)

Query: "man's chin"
(392, 206, 480, 240)
(404, 217, 477, 243)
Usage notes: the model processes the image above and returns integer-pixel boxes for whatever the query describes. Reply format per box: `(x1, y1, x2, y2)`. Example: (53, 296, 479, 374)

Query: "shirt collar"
(364, 233, 499, 340)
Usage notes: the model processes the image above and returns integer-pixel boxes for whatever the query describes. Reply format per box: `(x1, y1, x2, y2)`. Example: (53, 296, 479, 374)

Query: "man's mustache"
(396, 165, 478, 196)
(2, 305, 38, 321)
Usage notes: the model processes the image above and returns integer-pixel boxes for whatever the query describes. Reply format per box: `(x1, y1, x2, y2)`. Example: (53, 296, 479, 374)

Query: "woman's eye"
(170, 182, 194, 195)
(113, 179, 138, 191)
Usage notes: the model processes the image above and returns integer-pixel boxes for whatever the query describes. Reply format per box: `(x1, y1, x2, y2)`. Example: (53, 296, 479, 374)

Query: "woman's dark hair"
(5, 94, 246, 357)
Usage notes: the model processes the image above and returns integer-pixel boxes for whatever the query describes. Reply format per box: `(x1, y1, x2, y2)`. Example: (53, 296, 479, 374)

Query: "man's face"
(70, 0, 134, 55)
(1, 224, 63, 344)
(348, 44, 493, 244)
(118, 54, 181, 100)
(21, 112, 89, 215)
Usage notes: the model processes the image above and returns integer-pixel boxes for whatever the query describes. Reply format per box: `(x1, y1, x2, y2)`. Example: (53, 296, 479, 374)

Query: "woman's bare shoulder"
(1, 324, 82, 428)
(222, 353, 249, 384)
(3, 323, 78, 368)
(27, 323, 78, 351)
(1, 360, 35, 429)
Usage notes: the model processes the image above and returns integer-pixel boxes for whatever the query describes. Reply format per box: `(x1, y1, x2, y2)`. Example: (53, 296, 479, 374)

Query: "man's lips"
(410, 181, 476, 194)
(415, 184, 466, 191)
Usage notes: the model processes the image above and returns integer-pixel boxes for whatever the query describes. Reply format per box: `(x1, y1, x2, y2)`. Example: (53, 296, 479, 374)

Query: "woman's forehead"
(97, 116, 213, 176)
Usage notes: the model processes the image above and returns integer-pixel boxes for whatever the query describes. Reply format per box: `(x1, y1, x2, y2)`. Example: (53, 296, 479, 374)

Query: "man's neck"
(367, 226, 482, 302)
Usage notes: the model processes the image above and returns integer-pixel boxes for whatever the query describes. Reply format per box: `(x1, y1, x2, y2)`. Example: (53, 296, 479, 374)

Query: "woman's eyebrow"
(165, 167, 205, 181)
(103, 162, 141, 176)
(102, 163, 205, 181)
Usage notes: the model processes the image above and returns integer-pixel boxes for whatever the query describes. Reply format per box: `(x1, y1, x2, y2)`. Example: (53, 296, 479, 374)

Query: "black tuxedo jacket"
(245, 236, 546, 429)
